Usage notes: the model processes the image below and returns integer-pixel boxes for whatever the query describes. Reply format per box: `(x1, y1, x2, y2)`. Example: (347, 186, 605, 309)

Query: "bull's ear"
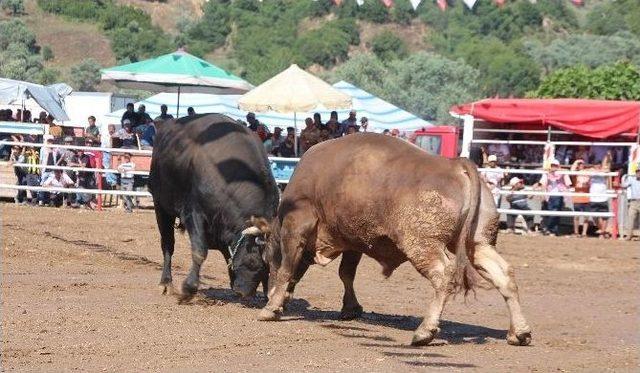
(250, 216, 271, 235)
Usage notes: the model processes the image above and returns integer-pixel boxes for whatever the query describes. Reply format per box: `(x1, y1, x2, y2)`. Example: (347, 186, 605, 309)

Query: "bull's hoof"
(178, 282, 198, 304)
(411, 328, 440, 347)
(258, 308, 281, 321)
(340, 305, 363, 320)
(507, 331, 532, 346)
(159, 282, 174, 295)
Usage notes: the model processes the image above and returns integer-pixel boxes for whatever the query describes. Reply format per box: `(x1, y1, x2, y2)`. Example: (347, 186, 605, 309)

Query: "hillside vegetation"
(2, 0, 639, 123)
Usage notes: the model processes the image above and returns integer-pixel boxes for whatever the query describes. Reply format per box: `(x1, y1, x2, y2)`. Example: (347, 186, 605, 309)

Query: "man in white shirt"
(481, 154, 505, 207)
(117, 153, 136, 213)
(42, 169, 74, 207)
(622, 165, 640, 240)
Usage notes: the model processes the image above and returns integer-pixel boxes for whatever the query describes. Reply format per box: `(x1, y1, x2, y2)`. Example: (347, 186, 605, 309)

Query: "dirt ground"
(2, 204, 639, 372)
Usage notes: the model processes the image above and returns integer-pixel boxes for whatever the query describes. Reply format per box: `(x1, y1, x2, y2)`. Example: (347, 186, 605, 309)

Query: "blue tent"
(105, 81, 432, 133)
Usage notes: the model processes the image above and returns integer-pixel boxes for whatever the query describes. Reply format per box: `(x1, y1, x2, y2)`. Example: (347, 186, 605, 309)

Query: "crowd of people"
(481, 149, 640, 240)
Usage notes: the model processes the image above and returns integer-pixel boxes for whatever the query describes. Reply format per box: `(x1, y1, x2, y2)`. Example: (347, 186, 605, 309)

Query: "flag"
(356, 0, 364, 5)
(436, 0, 447, 11)
(570, 0, 583, 6)
(410, 0, 422, 10)
(462, 0, 478, 9)
(494, 0, 506, 6)
(381, 0, 394, 8)
(332, 0, 343, 5)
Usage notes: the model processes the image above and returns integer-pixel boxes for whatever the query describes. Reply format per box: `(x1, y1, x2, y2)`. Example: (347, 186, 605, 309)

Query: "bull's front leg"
(258, 241, 303, 321)
(474, 244, 532, 346)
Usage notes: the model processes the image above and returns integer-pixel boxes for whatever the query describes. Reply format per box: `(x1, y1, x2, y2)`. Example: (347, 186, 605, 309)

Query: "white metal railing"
(472, 139, 637, 147)
(11, 163, 150, 176)
(497, 190, 616, 198)
(0, 184, 152, 197)
(478, 167, 619, 177)
(497, 208, 614, 218)
(0, 140, 153, 155)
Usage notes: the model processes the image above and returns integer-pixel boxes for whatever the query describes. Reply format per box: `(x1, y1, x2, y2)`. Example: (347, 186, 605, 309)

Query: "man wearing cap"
(621, 164, 640, 240)
(481, 154, 505, 207)
(505, 177, 534, 234)
(536, 159, 572, 236)
(339, 110, 357, 137)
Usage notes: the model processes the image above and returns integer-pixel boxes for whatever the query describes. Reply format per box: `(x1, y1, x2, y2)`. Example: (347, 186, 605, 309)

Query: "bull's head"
(230, 216, 271, 298)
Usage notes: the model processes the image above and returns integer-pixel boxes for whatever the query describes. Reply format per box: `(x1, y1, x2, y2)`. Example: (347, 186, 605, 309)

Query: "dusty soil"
(2, 204, 639, 372)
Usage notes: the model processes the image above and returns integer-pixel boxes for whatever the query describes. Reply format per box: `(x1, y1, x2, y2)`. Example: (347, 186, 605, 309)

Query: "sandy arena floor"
(1, 204, 639, 372)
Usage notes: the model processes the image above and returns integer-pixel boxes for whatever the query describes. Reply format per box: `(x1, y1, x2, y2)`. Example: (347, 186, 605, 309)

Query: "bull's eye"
(255, 236, 266, 246)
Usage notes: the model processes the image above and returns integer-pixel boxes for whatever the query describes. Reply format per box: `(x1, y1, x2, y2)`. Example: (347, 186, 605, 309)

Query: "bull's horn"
(241, 226, 262, 236)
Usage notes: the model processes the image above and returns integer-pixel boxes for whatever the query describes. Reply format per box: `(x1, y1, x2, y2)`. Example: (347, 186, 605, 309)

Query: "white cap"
(123, 119, 131, 125)
(509, 177, 522, 186)
(550, 159, 560, 166)
(43, 134, 54, 141)
(487, 154, 498, 162)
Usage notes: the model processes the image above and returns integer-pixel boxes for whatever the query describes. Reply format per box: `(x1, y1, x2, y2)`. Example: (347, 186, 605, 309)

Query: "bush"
(1, 0, 24, 15)
(41, 46, 54, 61)
(587, 0, 640, 36)
(296, 26, 350, 68)
(188, 0, 231, 49)
(69, 59, 101, 91)
(357, 0, 389, 24)
(370, 30, 407, 61)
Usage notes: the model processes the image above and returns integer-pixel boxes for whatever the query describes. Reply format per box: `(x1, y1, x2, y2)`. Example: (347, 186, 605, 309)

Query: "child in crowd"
(117, 153, 136, 213)
(505, 177, 534, 235)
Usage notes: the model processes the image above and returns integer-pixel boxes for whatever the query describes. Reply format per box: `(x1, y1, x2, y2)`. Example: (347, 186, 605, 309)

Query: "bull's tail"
(453, 158, 482, 295)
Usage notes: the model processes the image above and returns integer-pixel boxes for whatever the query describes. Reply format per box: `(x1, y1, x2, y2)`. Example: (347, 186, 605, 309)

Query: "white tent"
(0, 78, 73, 121)
(105, 81, 432, 133)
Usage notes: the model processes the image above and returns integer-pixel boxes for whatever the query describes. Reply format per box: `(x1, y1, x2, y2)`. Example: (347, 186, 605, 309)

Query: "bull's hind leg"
(474, 244, 532, 346)
(405, 240, 456, 346)
(179, 214, 209, 303)
(258, 208, 316, 321)
(339, 251, 363, 320)
(155, 206, 175, 295)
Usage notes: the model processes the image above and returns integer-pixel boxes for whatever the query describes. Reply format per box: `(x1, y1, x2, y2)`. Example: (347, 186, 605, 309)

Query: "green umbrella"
(101, 49, 253, 116)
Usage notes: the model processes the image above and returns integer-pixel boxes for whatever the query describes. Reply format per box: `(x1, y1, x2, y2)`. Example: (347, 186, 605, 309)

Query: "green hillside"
(2, 0, 639, 122)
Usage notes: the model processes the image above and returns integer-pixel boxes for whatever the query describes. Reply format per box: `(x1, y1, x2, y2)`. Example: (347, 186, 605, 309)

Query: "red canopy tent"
(451, 99, 640, 139)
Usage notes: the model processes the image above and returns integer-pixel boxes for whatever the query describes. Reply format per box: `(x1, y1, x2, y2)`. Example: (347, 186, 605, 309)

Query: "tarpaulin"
(451, 99, 640, 139)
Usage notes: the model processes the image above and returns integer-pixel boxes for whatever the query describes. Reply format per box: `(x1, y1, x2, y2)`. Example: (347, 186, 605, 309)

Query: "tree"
(41, 46, 54, 61)
(332, 52, 480, 123)
(531, 62, 640, 100)
(523, 33, 640, 74)
(370, 30, 407, 61)
(587, 0, 640, 36)
(188, 0, 231, 49)
(1, 0, 24, 16)
(0, 18, 37, 51)
(69, 59, 101, 91)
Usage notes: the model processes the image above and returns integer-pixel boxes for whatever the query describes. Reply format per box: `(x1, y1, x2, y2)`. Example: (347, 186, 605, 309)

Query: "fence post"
(95, 152, 103, 211)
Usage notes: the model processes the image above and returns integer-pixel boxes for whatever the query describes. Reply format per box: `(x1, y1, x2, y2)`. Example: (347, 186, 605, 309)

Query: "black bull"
(149, 114, 279, 300)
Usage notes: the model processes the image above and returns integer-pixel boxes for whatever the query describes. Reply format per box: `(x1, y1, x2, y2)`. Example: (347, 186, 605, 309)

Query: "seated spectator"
(73, 147, 96, 209)
(536, 159, 572, 236)
(187, 107, 196, 117)
(37, 111, 47, 124)
(84, 116, 100, 143)
(155, 104, 174, 121)
(121, 103, 138, 126)
(22, 110, 32, 123)
(319, 127, 331, 142)
(360, 117, 370, 132)
(326, 112, 341, 139)
(300, 117, 320, 154)
(571, 160, 591, 237)
(137, 105, 152, 125)
(277, 133, 296, 158)
(117, 153, 136, 213)
(117, 120, 137, 148)
(256, 125, 268, 142)
(42, 169, 74, 207)
(140, 120, 157, 149)
(313, 113, 323, 129)
(339, 110, 357, 137)
(271, 127, 284, 151)
(505, 177, 534, 235)
(246, 112, 263, 132)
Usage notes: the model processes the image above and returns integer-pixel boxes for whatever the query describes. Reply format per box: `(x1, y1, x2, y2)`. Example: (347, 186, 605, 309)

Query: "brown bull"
(258, 133, 532, 347)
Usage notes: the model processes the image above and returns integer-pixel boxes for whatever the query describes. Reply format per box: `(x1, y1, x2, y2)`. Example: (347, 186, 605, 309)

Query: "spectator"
(590, 145, 609, 164)
(84, 116, 100, 143)
(570, 160, 591, 237)
(537, 159, 572, 236)
(621, 164, 640, 241)
(390, 129, 400, 137)
(22, 110, 32, 123)
(505, 177, 534, 234)
(277, 133, 296, 158)
(137, 105, 152, 125)
(102, 124, 117, 148)
(37, 111, 47, 124)
(246, 112, 262, 132)
(271, 127, 284, 151)
(42, 169, 74, 207)
(481, 154, 505, 207)
(300, 117, 320, 154)
(9, 146, 27, 204)
(187, 107, 196, 117)
(155, 104, 174, 121)
(73, 146, 96, 209)
(263, 133, 275, 154)
(313, 113, 323, 129)
(382, 129, 391, 136)
(117, 120, 137, 148)
(346, 124, 358, 135)
(48, 117, 64, 140)
(121, 103, 138, 126)
(487, 141, 510, 164)
(286, 127, 295, 136)
(319, 127, 331, 142)
(117, 153, 136, 213)
(24, 147, 40, 204)
(256, 125, 268, 142)
(140, 120, 157, 148)
(589, 160, 611, 239)
(326, 111, 340, 138)
(58, 137, 77, 176)
(360, 117, 370, 132)
(339, 110, 357, 136)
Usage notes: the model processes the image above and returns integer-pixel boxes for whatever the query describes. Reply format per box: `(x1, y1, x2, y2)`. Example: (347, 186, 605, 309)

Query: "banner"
(381, 0, 394, 8)
(409, 0, 422, 10)
(462, 0, 478, 9)
(436, 0, 447, 11)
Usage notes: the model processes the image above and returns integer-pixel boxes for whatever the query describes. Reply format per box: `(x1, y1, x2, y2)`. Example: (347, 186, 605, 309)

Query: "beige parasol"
(238, 64, 351, 155)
